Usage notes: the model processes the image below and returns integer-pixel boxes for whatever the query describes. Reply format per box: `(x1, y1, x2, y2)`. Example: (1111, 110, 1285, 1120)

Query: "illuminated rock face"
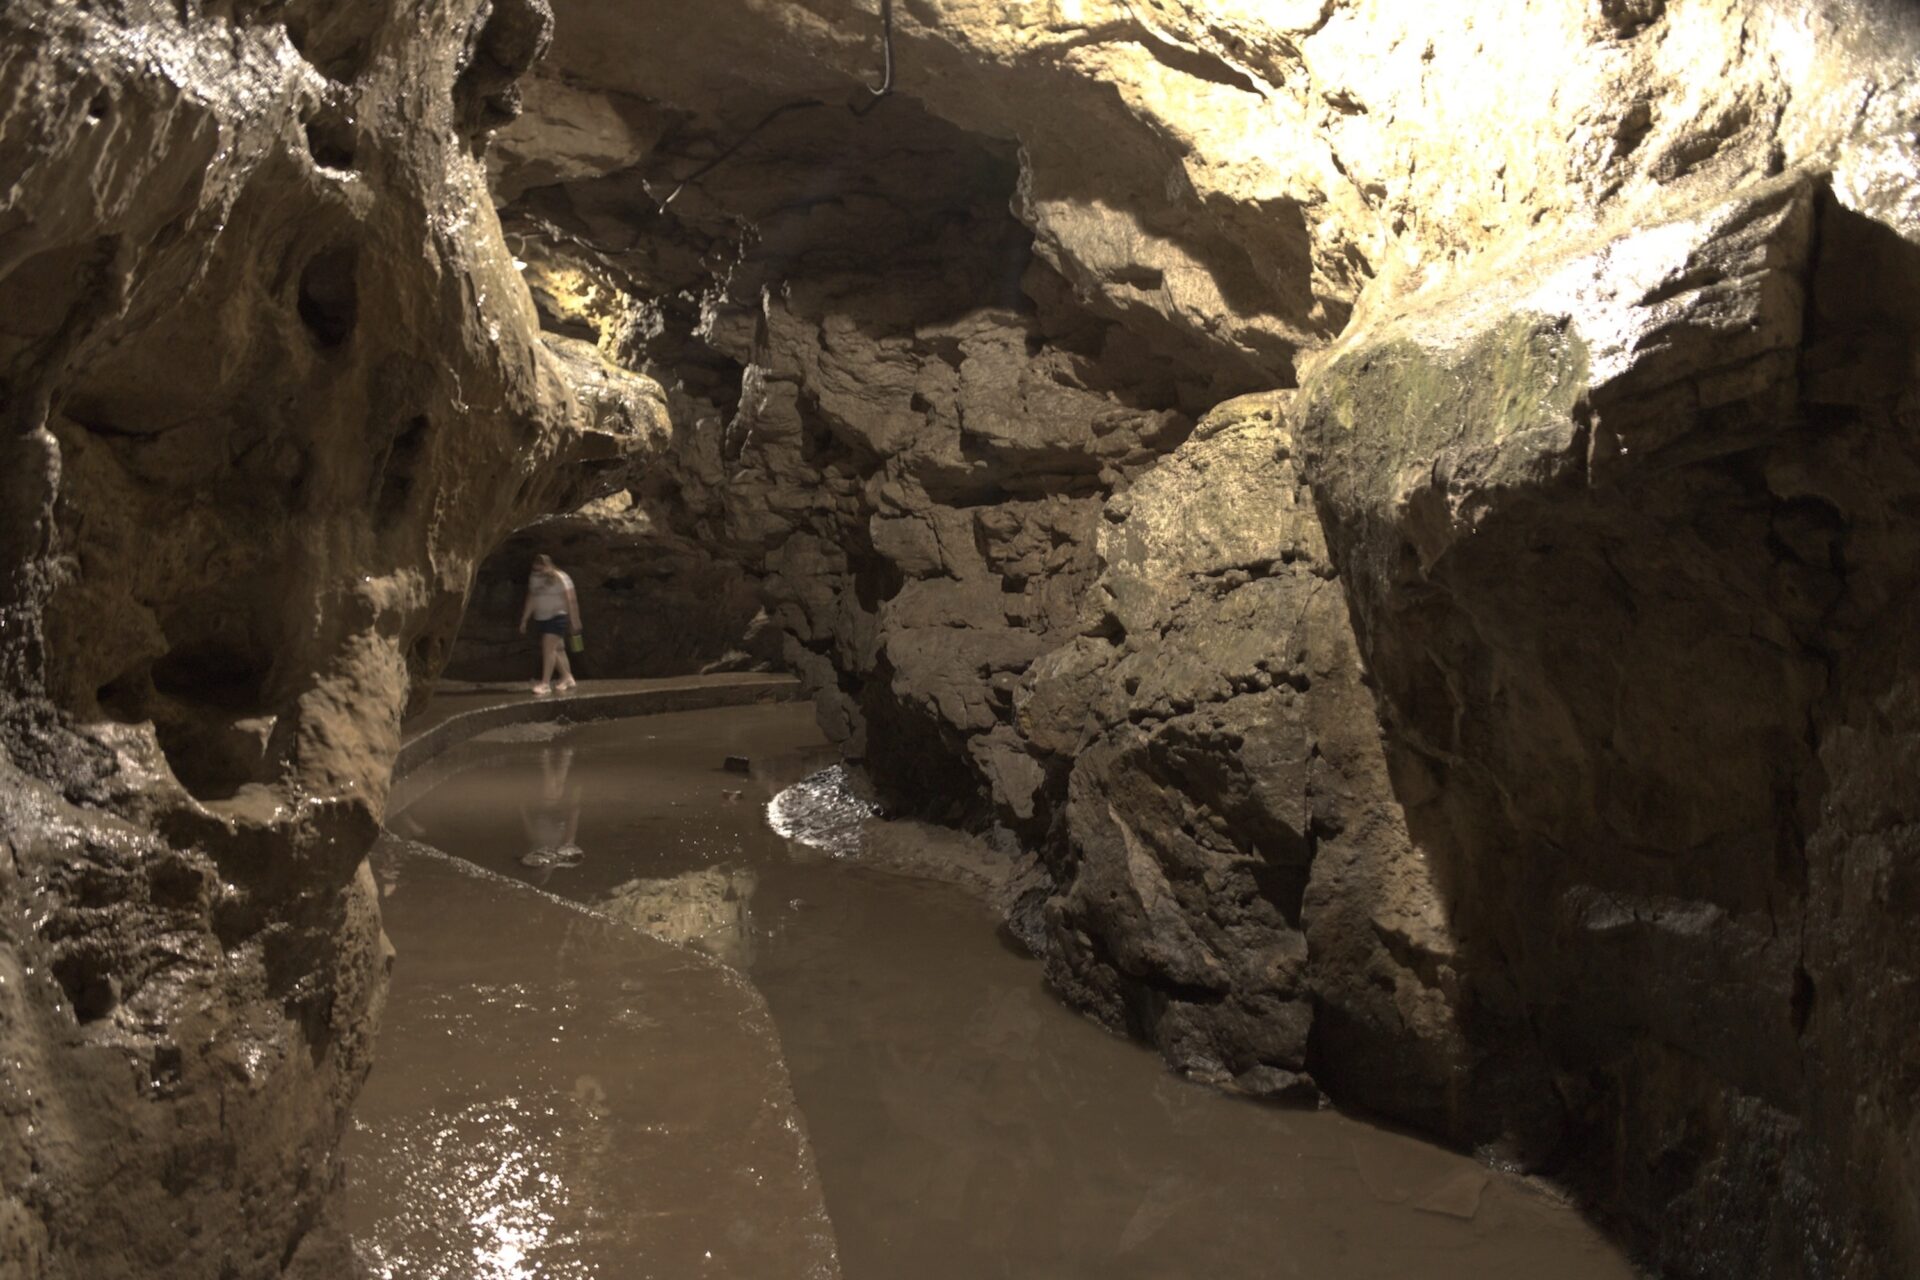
(504, 3, 1920, 1276)
(1296, 172, 1920, 1272)
(2, 1, 1918, 1278)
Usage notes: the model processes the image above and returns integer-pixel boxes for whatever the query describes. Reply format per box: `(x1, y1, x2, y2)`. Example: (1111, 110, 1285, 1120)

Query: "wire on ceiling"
(659, 0, 900, 208)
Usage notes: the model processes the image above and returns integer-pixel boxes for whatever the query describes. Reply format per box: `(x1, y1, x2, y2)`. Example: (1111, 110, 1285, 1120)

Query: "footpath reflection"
(520, 746, 586, 878)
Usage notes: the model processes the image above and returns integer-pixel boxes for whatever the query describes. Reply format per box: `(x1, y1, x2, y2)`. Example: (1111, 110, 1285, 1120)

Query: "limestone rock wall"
(1011, 393, 1472, 1122)
(484, 88, 1210, 815)
(1294, 168, 1920, 1275)
(0, 2, 663, 1276)
(5, 1, 1920, 1278)
(496, 3, 1920, 1277)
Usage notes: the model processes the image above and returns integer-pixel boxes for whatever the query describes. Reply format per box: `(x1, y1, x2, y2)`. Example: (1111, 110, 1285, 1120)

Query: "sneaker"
(556, 678, 577, 693)
(531, 683, 551, 696)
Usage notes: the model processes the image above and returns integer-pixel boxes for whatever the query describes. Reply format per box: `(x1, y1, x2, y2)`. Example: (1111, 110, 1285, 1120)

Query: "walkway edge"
(394, 675, 803, 777)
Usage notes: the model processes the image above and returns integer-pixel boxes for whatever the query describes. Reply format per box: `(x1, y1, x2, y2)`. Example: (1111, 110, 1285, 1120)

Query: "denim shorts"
(534, 613, 571, 638)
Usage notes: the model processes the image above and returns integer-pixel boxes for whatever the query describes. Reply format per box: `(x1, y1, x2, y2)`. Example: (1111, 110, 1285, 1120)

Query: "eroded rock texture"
(492, 3, 1920, 1277)
(1296, 169, 1920, 1274)
(0, 2, 661, 1275)
(484, 81, 1207, 800)
(1013, 392, 1469, 1118)
(5, 1, 1920, 1278)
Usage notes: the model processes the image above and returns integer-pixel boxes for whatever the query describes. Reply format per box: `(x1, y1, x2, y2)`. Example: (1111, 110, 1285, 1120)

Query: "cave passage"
(441, 510, 777, 686)
(349, 701, 1635, 1279)
(8, 4, 1919, 1278)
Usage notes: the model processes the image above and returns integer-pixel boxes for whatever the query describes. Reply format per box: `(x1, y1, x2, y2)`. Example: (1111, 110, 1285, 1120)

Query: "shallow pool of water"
(353, 702, 1639, 1280)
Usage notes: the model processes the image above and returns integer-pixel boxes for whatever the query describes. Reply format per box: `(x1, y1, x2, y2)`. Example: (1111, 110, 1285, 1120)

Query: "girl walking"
(518, 553, 582, 695)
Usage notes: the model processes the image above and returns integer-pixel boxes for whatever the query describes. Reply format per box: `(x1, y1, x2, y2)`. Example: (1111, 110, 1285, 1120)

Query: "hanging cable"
(849, 0, 896, 117)
(657, 0, 901, 208)
(660, 100, 827, 207)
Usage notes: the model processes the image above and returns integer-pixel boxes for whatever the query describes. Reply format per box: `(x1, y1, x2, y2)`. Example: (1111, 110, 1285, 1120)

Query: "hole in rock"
(297, 246, 359, 347)
(51, 953, 117, 1022)
(148, 1045, 184, 1092)
(151, 638, 268, 710)
(852, 550, 899, 613)
(453, 0, 552, 137)
(151, 720, 261, 801)
(323, 41, 372, 84)
(1110, 263, 1166, 290)
(304, 107, 358, 170)
(282, 5, 377, 83)
(1791, 966, 1816, 1036)
(374, 415, 430, 525)
(149, 637, 274, 800)
(406, 632, 442, 683)
(1252, 862, 1310, 929)
(146, 855, 209, 912)
(96, 666, 151, 723)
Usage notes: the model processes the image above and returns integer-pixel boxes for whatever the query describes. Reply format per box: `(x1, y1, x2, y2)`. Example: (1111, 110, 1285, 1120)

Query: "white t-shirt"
(528, 570, 574, 620)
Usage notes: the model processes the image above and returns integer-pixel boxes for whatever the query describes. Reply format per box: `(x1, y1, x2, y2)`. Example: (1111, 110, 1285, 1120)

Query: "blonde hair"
(532, 553, 557, 575)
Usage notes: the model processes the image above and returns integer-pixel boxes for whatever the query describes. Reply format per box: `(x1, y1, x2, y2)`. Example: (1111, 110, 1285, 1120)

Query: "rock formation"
(0, 1, 661, 1274)
(489, 3, 1920, 1275)
(4, 0, 1919, 1278)
(1295, 167, 1920, 1272)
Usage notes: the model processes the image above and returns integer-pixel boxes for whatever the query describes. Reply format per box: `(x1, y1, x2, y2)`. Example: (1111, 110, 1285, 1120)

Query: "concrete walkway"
(398, 673, 802, 772)
(347, 673, 839, 1279)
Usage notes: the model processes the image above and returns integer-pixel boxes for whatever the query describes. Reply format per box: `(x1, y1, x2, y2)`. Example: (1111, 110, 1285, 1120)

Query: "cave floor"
(349, 702, 1640, 1280)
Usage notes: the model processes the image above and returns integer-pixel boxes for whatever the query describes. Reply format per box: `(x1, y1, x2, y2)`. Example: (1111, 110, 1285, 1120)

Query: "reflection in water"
(368, 704, 1637, 1280)
(348, 839, 840, 1280)
(521, 746, 585, 876)
(356, 1090, 587, 1280)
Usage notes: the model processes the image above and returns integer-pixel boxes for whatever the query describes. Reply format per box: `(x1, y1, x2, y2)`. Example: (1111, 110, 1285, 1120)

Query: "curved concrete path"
(345, 676, 840, 1280)
(397, 673, 801, 773)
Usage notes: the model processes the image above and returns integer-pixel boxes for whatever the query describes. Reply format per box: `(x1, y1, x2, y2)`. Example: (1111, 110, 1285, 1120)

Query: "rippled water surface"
(353, 701, 1639, 1280)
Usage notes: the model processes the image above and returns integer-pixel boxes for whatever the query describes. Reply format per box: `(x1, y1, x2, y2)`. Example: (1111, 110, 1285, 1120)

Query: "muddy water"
(343, 842, 838, 1280)
(361, 702, 1639, 1280)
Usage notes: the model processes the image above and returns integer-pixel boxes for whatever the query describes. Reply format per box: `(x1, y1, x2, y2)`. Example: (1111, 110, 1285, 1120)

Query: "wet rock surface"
(484, 87, 1203, 802)
(1009, 392, 1470, 1122)
(6, 1, 1920, 1277)
(1294, 170, 1920, 1273)
(0, 1, 660, 1275)
(484, 4, 1920, 1276)
(381, 702, 1636, 1280)
(346, 839, 837, 1280)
